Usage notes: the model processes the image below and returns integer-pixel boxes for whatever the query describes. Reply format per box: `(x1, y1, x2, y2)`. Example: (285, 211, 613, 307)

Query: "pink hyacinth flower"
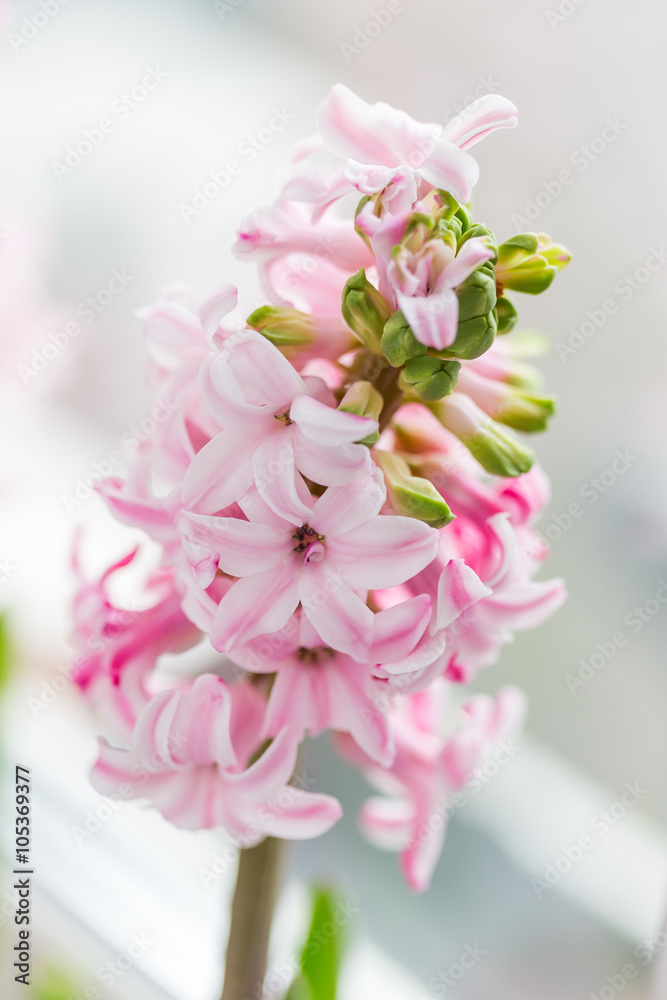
(91, 673, 342, 842)
(317, 84, 518, 206)
(353, 683, 526, 891)
(179, 469, 439, 658)
(229, 597, 431, 767)
(182, 330, 378, 518)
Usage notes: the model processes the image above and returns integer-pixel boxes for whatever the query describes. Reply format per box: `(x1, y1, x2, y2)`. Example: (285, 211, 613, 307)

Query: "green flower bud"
(465, 421, 535, 476)
(380, 310, 427, 367)
(338, 381, 383, 445)
(440, 309, 498, 361)
(435, 395, 535, 477)
(496, 232, 571, 295)
(375, 451, 454, 528)
(247, 306, 316, 351)
(402, 356, 461, 401)
(341, 269, 391, 353)
(495, 295, 518, 334)
(456, 265, 497, 322)
(494, 389, 556, 433)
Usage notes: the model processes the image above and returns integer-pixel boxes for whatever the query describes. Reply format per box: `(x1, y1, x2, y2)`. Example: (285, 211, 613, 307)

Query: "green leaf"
(286, 888, 347, 1000)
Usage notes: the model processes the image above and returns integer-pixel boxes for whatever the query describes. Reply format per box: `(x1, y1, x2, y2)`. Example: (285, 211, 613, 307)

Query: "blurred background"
(0, 0, 666, 997)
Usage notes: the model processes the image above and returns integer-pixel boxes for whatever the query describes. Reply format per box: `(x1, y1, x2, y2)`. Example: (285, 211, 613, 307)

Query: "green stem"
(220, 837, 285, 1000)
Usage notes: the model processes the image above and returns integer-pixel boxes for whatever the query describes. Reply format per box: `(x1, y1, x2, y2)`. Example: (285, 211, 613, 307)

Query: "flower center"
(274, 409, 293, 426)
(292, 524, 325, 563)
(297, 645, 335, 665)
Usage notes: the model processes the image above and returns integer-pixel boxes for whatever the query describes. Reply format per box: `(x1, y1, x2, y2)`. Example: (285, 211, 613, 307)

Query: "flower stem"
(374, 363, 404, 432)
(220, 837, 285, 1000)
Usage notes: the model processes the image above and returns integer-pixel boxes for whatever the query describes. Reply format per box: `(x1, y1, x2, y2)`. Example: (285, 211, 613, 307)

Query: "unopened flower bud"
(338, 381, 383, 445)
(380, 310, 427, 367)
(375, 451, 454, 528)
(496, 233, 570, 294)
(495, 295, 518, 334)
(247, 305, 315, 349)
(402, 356, 461, 401)
(456, 367, 555, 433)
(435, 394, 534, 477)
(342, 269, 391, 353)
(442, 309, 498, 361)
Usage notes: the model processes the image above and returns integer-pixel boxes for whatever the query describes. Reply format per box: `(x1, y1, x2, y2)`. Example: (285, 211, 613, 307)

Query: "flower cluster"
(72, 85, 568, 891)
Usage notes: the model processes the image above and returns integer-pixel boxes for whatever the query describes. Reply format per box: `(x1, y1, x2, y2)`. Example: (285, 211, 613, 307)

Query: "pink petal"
(317, 83, 430, 169)
(196, 282, 238, 342)
(359, 796, 413, 851)
(97, 479, 173, 542)
(252, 434, 313, 525)
(225, 330, 305, 406)
(181, 425, 263, 513)
(170, 675, 236, 768)
(294, 434, 374, 488)
(419, 139, 480, 204)
(179, 512, 290, 577)
(372, 595, 432, 663)
(328, 659, 394, 766)
(299, 561, 374, 658)
(440, 236, 493, 290)
(228, 727, 298, 803)
(434, 559, 492, 633)
(263, 663, 316, 739)
(129, 688, 181, 764)
(210, 564, 300, 652)
(310, 471, 386, 536)
(290, 394, 377, 446)
(442, 95, 519, 151)
(400, 811, 448, 893)
(259, 789, 343, 840)
(397, 286, 459, 351)
(327, 516, 439, 590)
(485, 578, 567, 631)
